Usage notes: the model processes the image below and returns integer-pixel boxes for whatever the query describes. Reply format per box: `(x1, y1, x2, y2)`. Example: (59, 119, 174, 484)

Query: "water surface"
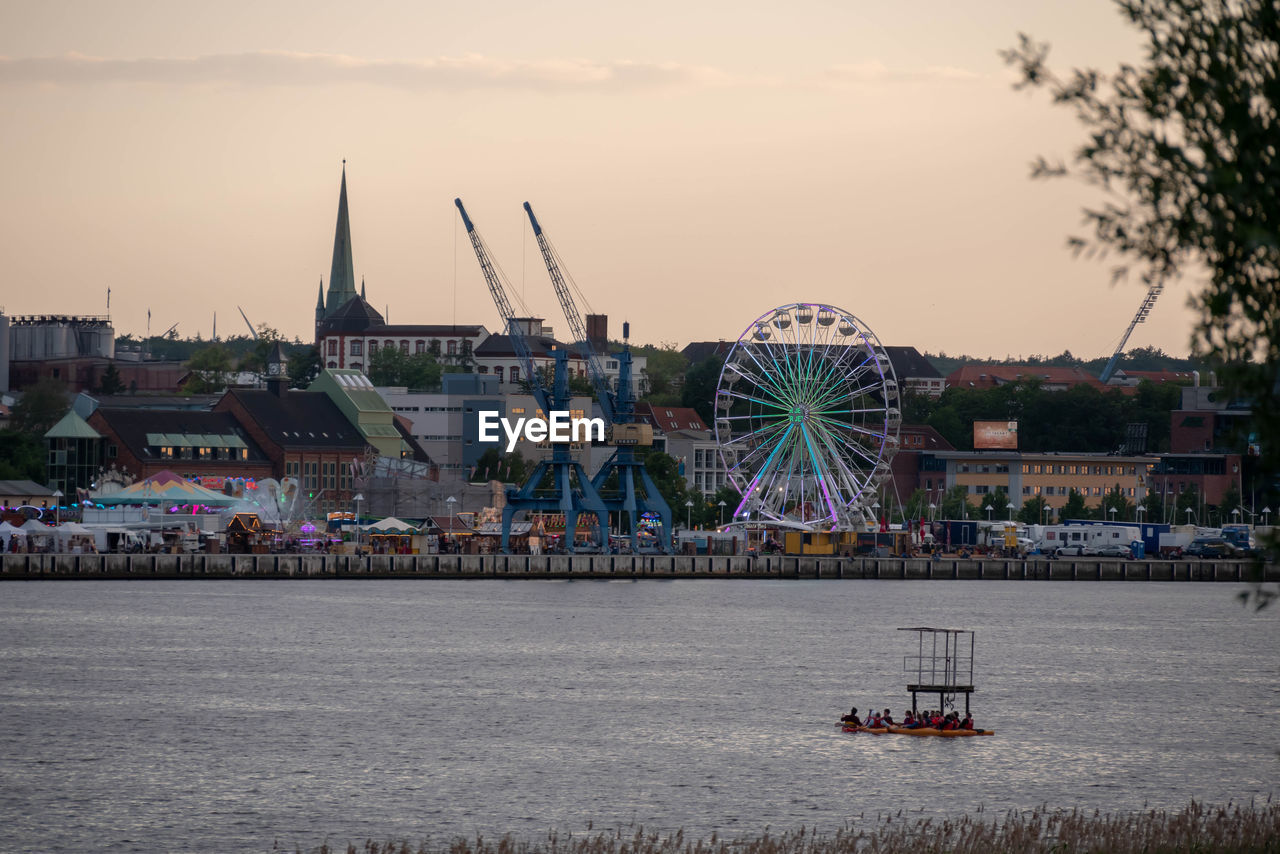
(1, 579, 1275, 852)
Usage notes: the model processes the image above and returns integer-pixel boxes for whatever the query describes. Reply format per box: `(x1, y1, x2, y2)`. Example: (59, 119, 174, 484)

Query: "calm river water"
(1, 580, 1276, 853)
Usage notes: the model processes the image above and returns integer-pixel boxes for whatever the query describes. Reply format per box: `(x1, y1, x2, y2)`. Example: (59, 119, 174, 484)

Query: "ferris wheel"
(714, 303, 901, 530)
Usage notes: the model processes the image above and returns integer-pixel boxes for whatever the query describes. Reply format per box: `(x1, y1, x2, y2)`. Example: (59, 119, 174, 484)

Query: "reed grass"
(292, 799, 1280, 854)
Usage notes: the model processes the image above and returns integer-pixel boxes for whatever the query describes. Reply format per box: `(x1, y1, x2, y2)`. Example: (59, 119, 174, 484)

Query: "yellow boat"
(838, 723, 994, 737)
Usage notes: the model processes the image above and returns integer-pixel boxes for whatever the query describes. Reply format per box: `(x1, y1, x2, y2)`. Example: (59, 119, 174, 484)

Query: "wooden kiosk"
(898, 627, 976, 716)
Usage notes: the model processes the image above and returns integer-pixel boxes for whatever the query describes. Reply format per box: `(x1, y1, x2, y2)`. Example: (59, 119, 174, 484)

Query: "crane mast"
(1099, 282, 1164, 384)
(523, 202, 672, 554)
(455, 199, 549, 414)
(454, 198, 609, 554)
(523, 202, 616, 424)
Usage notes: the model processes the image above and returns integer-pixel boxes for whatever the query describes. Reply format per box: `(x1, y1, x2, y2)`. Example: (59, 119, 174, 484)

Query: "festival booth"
(359, 517, 422, 554)
(92, 471, 237, 552)
(472, 521, 533, 554)
(427, 514, 476, 554)
(225, 513, 275, 554)
(53, 521, 98, 554)
(0, 520, 28, 553)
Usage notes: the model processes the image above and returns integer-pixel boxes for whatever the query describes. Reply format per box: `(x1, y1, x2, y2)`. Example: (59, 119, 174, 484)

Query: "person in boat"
(900, 711, 919, 728)
(959, 713, 974, 730)
(840, 707, 862, 726)
(929, 710, 945, 727)
(865, 710, 882, 728)
(880, 709, 895, 726)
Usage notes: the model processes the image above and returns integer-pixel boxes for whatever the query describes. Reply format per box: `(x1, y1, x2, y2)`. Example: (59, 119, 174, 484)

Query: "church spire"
(324, 161, 357, 316)
(361, 276, 366, 300)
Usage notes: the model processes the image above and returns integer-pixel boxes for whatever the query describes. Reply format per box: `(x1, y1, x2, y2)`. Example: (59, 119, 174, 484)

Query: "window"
(447, 340, 458, 355)
(510, 366, 520, 383)
(107, 444, 117, 459)
(351, 341, 363, 356)
(462, 340, 471, 355)
(1068, 465, 1077, 475)
(326, 339, 337, 356)
(399, 340, 409, 354)
(1033, 465, 1042, 474)
(415, 340, 425, 354)
(495, 367, 504, 383)
(478, 366, 488, 373)
(369, 340, 378, 352)
(429, 340, 441, 355)
(384, 340, 394, 351)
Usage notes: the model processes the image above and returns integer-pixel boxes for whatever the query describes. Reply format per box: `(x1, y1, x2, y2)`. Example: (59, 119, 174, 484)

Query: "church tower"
(323, 161, 358, 316)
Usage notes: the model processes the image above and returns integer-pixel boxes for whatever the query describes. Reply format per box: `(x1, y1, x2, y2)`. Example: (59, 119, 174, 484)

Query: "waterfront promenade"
(2, 552, 1275, 582)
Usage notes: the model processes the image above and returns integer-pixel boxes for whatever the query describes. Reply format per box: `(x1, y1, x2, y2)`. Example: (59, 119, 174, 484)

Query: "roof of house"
(474, 334, 585, 360)
(0, 480, 56, 497)
(92, 408, 268, 463)
(635, 403, 708, 433)
(221, 389, 369, 449)
(45, 410, 103, 440)
(356, 324, 488, 338)
(681, 341, 734, 364)
(884, 346, 942, 379)
(317, 295, 386, 334)
(946, 365, 1104, 390)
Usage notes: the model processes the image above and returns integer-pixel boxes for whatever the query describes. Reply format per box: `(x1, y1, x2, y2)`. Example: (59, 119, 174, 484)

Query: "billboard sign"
(974, 420, 1018, 450)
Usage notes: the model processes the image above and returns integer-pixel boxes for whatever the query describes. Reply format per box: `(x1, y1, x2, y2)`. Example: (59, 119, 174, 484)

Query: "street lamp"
(1108, 506, 1117, 523)
(1007, 505, 1014, 522)
(1136, 505, 1146, 525)
(1185, 507, 1194, 526)
(1232, 508, 1240, 524)
(1264, 506, 1273, 526)
(352, 492, 364, 553)
(685, 499, 694, 530)
(447, 495, 457, 522)
(717, 500, 726, 528)
(983, 503, 992, 521)
(928, 502, 936, 522)
(1042, 503, 1051, 525)
(52, 489, 63, 528)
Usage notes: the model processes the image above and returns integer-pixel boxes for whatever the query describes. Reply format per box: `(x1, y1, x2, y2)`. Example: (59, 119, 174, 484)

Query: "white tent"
(362, 517, 421, 533)
(20, 519, 53, 536)
(53, 522, 94, 544)
(0, 520, 25, 546)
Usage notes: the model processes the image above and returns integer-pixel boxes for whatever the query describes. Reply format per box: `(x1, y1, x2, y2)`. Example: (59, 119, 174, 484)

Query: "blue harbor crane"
(1099, 282, 1164, 384)
(523, 202, 673, 553)
(454, 198, 609, 554)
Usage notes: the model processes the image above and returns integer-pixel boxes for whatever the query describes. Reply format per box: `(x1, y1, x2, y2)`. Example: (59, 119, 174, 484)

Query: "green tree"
(939, 485, 973, 520)
(1060, 488, 1089, 522)
(980, 487, 1011, 521)
(680, 355, 724, 426)
(1142, 487, 1165, 525)
(637, 344, 687, 403)
(96, 363, 127, 395)
(10, 378, 70, 435)
(1101, 484, 1134, 523)
(288, 345, 322, 389)
(1175, 484, 1201, 526)
(469, 448, 529, 484)
(1216, 482, 1243, 527)
(1019, 495, 1050, 526)
(367, 346, 443, 391)
(183, 344, 234, 394)
(0, 431, 45, 481)
(1005, 0, 1280, 604)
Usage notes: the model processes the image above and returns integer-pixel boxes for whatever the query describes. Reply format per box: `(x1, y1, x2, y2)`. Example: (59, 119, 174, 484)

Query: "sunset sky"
(1, 0, 1201, 360)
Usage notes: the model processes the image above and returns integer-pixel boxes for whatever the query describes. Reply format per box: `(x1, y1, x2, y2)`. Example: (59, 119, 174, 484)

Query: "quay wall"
(1, 553, 1277, 583)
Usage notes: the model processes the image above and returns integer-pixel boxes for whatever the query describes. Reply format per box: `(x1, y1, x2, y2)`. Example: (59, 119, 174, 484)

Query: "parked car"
(1184, 537, 1237, 558)
(1055, 544, 1097, 557)
(1095, 543, 1132, 559)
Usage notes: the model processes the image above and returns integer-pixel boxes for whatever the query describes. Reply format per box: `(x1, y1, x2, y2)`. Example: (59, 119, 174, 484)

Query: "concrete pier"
(1, 553, 1276, 582)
